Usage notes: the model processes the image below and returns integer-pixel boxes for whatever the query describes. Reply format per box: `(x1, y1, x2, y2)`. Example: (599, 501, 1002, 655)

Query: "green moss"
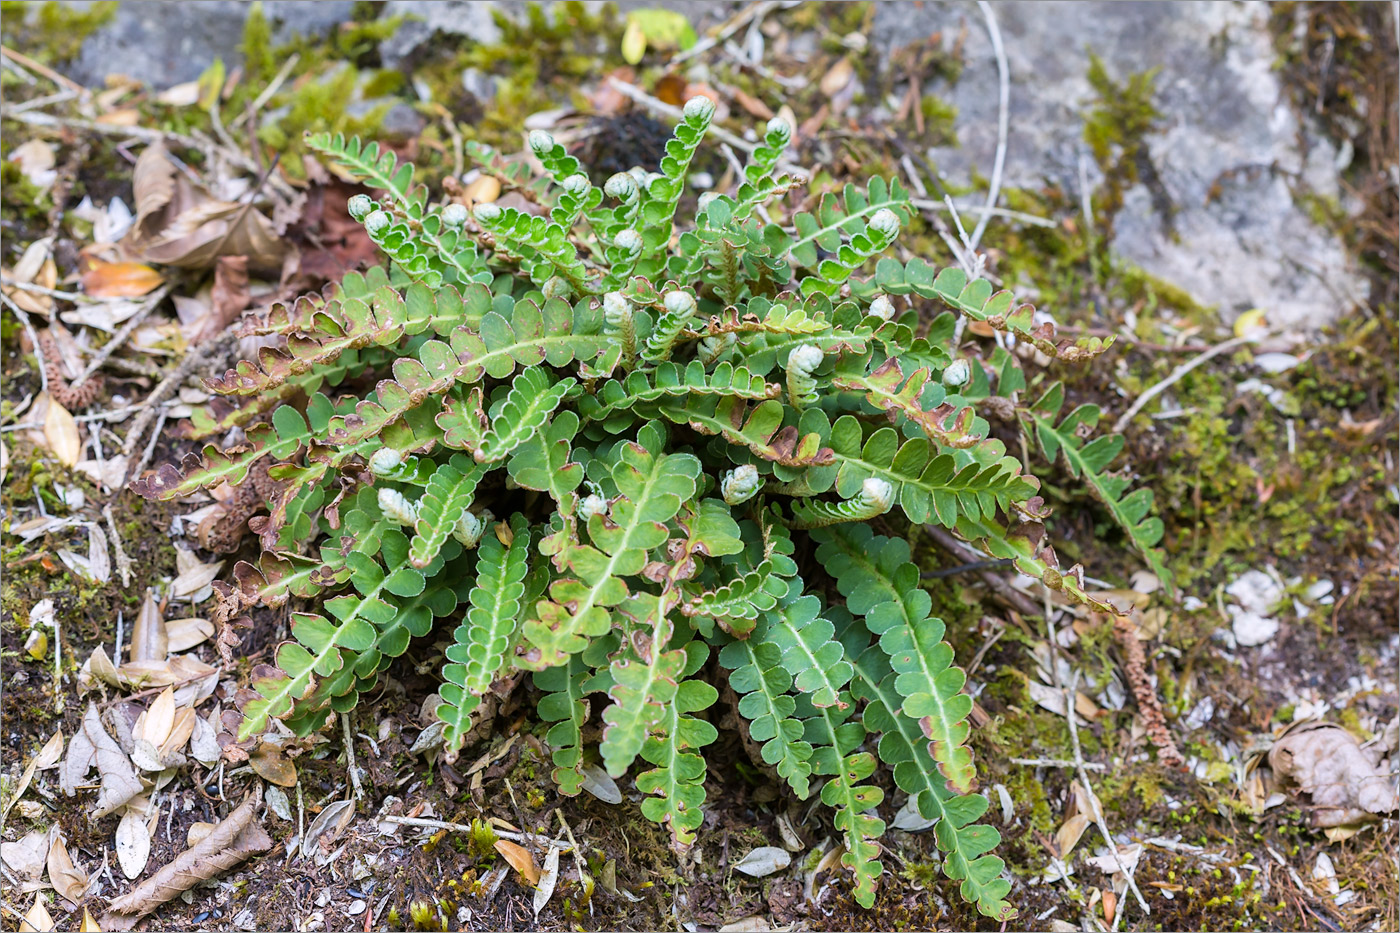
(0, 0, 117, 66)
(1084, 52, 1164, 223)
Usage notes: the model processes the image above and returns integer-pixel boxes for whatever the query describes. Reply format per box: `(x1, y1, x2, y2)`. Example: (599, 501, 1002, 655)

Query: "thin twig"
(0, 292, 48, 397)
(606, 78, 758, 155)
(0, 43, 87, 94)
(342, 712, 364, 801)
(1064, 669, 1151, 921)
(71, 283, 171, 389)
(1110, 333, 1260, 433)
(129, 409, 168, 483)
(966, 1, 1010, 254)
(102, 504, 134, 587)
(1, 276, 92, 301)
(909, 198, 1056, 228)
(669, 0, 783, 65)
(6, 87, 80, 115)
(121, 330, 236, 463)
(231, 53, 300, 132)
(1012, 757, 1107, 771)
(555, 810, 593, 916)
(1, 107, 296, 200)
(0, 399, 172, 434)
(379, 815, 574, 852)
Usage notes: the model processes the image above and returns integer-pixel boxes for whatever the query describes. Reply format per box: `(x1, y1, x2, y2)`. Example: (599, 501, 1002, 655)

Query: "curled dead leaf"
(1268, 720, 1399, 827)
(101, 787, 270, 931)
(495, 839, 541, 885)
(249, 742, 299, 787)
(81, 261, 164, 299)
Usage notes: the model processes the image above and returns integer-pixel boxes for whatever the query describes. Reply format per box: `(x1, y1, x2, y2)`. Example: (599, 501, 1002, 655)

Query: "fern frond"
(832, 355, 982, 449)
(813, 524, 977, 792)
(663, 396, 835, 468)
(1026, 382, 1171, 587)
(850, 647, 1015, 921)
(578, 360, 779, 430)
(636, 645, 718, 849)
(822, 415, 1037, 526)
(926, 266, 1113, 363)
(438, 514, 531, 755)
(782, 176, 911, 269)
(719, 634, 814, 798)
(522, 429, 700, 668)
(407, 454, 488, 568)
(534, 658, 590, 795)
(634, 97, 714, 279)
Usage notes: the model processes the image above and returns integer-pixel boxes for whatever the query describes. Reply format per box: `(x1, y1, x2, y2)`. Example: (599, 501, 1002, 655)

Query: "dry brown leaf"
(495, 839, 541, 886)
(1055, 813, 1091, 860)
(652, 72, 689, 107)
(20, 897, 53, 933)
(131, 143, 176, 235)
(61, 726, 96, 797)
(199, 255, 250, 342)
(1, 830, 50, 880)
(101, 787, 270, 931)
(82, 702, 143, 817)
(115, 809, 151, 879)
(166, 618, 214, 652)
(1269, 721, 1399, 827)
(300, 798, 355, 858)
(80, 907, 102, 932)
(10, 139, 56, 189)
(4, 238, 57, 315)
(123, 143, 287, 274)
(171, 548, 224, 600)
(48, 828, 90, 905)
(136, 687, 177, 748)
(81, 261, 164, 298)
(248, 742, 299, 787)
(42, 394, 81, 467)
(819, 57, 855, 97)
(1, 729, 63, 822)
(731, 87, 774, 120)
(129, 589, 167, 663)
(186, 822, 216, 847)
(96, 109, 140, 126)
(459, 175, 501, 208)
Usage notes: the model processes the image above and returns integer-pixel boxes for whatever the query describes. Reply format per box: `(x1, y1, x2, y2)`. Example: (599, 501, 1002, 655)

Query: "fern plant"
(134, 101, 1163, 919)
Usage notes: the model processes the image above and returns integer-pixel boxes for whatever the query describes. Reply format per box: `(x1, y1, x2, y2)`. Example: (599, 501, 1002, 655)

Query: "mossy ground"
(1, 3, 1395, 931)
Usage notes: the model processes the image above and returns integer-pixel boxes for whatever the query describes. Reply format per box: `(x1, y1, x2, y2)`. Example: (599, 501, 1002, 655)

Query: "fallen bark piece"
(1268, 721, 1399, 827)
(100, 786, 270, 931)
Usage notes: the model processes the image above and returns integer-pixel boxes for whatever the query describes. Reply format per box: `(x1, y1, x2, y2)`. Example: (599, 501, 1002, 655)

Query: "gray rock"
(378, 1, 739, 70)
(871, 0, 1367, 330)
(60, 0, 355, 89)
(378, 1, 503, 71)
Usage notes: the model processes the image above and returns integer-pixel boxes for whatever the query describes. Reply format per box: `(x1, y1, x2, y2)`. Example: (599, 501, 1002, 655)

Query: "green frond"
(438, 514, 531, 754)
(1026, 382, 1171, 588)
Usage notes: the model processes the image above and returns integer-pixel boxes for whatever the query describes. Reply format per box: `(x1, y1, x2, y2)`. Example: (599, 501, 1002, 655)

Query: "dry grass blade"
(101, 786, 270, 931)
